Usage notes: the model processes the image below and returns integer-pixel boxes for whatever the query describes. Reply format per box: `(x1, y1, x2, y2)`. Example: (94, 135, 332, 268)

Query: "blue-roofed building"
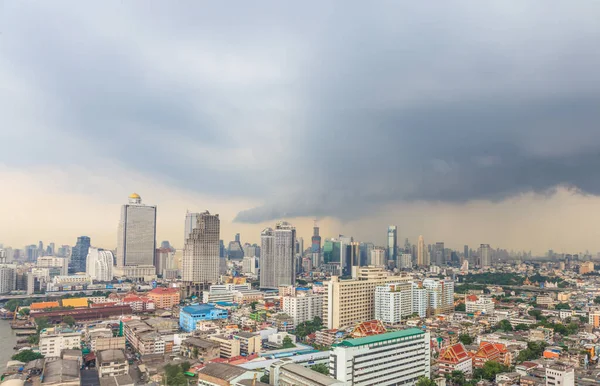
(179, 304, 228, 332)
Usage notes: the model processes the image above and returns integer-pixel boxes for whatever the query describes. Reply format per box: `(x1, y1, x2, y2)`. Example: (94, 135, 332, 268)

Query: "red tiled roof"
(466, 295, 478, 301)
(148, 287, 179, 295)
(440, 343, 470, 364)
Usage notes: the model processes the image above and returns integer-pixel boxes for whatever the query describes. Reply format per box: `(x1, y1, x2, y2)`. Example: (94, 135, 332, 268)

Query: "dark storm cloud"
(1, 1, 600, 222)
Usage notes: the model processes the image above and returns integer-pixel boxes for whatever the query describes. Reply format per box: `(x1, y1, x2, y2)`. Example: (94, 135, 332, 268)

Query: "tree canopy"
(12, 350, 43, 362)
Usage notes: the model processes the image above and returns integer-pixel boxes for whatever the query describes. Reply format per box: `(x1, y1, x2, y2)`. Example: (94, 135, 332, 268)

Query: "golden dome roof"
(129, 193, 141, 199)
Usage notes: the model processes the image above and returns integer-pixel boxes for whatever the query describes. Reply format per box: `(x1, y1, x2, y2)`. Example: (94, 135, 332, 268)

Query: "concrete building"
(179, 304, 228, 332)
(330, 328, 431, 385)
(37, 256, 69, 276)
(411, 282, 428, 317)
(182, 211, 220, 283)
(116, 193, 157, 268)
(85, 247, 114, 281)
(374, 282, 413, 324)
(209, 335, 241, 358)
(387, 226, 398, 267)
(71, 236, 91, 273)
(197, 363, 257, 386)
(546, 364, 574, 386)
(260, 221, 296, 289)
(180, 337, 220, 361)
(147, 287, 180, 309)
(184, 211, 200, 244)
(423, 278, 455, 315)
(465, 295, 495, 314)
(370, 247, 386, 267)
(270, 358, 344, 386)
(479, 244, 491, 268)
(439, 343, 473, 375)
(579, 261, 595, 274)
(39, 327, 82, 358)
(97, 349, 128, 378)
(242, 256, 258, 275)
(324, 268, 408, 329)
(417, 235, 427, 266)
(233, 332, 262, 356)
(282, 293, 323, 325)
(0, 265, 16, 294)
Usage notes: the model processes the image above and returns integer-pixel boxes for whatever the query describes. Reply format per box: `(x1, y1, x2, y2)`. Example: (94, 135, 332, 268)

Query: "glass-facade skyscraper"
(387, 226, 397, 266)
(71, 236, 91, 273)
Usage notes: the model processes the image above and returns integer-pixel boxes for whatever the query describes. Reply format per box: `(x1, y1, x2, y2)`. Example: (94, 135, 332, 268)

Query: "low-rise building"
(180, 337, 220, 362)
(41, 359, 80, 385)
(270, 358, 344, 386)
(39, 327, 82, 358)
(179, 304, 228, 332)
(97, 349, 129, 378)
(233, 332, 262, 356)
(147, 287, 180, 309)
(282, 293, 323, 326)
(465, 295, 495, 314)
(439, 343, 473, 375)
(197, 363, 258, 386)
(209, 335, 241, 359)
(529, 327, 554, 343)
(546, 363, 574, 386)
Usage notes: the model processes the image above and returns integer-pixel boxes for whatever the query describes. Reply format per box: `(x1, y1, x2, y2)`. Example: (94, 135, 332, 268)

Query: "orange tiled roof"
(148, 287, 179, 295)
(30, 301, 60, 310)
(440, 343, 470, 364)
(61, 298, 89, 308)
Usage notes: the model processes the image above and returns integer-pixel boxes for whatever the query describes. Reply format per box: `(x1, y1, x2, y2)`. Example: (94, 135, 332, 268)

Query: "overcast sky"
(2, 1, 600, 254)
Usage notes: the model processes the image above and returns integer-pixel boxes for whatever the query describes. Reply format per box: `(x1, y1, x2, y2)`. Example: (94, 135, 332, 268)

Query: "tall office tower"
(47, 243, 55, 256)
(25, 245, 38, 262)
(184, 211, 200, 244)
(259, 221, 296, 289)
(349, 242, 361, 267)
(370, 247, 386, 267)
(86, 247, 114, 281)
(219, 240, 225, 258)
(116, 193, 157, 267)
(57, 245, 71, 259)
(464, 245, 469, 261)
(387, 226, 398, 266)
(360, 242, 374, 266)
(433, 242, 445, 266)
(182, 211, 220, 283)
(160, 241, 174, 250)
(479, 244, 491, 268)
(0, 249, 5, 264)
(154, 247, 176, 276)
(70, 236, 91, 273)
(404, 238, 411, 253)
(295, 237, 304, 255)
(311, 222, 322, 254)
(417, 235, 426, 266)
(38, 241, 44, 257)
(339, 235, 353, 276)
(227, 235, 244, 261)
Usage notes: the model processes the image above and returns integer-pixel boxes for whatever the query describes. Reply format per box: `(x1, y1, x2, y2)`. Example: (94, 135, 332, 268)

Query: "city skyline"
(3, 3, 600, 254)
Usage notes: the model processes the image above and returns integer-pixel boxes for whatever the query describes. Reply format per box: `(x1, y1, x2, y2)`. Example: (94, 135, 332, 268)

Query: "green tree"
(12, 350, 44, 362)
(458, 334, 473, 345)
(416, 377, 437, 386)
(169, 372, 186, 385)
(19, 308, 30, 316)
(473, 361, 510, 381)
(594, 296, 600, 304)
(260, 374, 270, 383)
(496, 319, 513, 332)
(192, 347, 199, 359)
(528, 310, 544, 321)
(555, 303, 570, 310)
(514, 323, 530, 331)
(311, 363, 329, 375)
(5, 299, 20, 312)
(63, 315, 76, 327)
(447, 370, 466, 386)
(455, 303, 466, 312)
(282, 335, 296, 349)
(35, 317, 51, 332)
(250, 301, 258, 311)
(181, 362, 191, 372)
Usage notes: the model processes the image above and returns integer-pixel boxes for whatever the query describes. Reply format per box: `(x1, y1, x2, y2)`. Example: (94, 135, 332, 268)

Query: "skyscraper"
(339, 235, 353, 276)
(116, 193, 157, 267)
(464, 245, 469, 261)
(227, 234, 244, 260)
(350, 242, 361, 267)
(433, 242, 445, 266)
(184, 211, 200, 244)
(479, 244, 491, 268)
(417, 235, 426, 266)
(86, 247, 114, 281)
(387, 226, 398, 266)
(182, 211, 220, 283)
(260, 221, 296, 289)
(71, 236, 91, 273)
(311, 221, 322, 254)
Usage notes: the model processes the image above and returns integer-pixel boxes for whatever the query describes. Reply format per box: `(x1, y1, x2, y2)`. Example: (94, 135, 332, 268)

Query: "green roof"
(335, 328, 424, 347)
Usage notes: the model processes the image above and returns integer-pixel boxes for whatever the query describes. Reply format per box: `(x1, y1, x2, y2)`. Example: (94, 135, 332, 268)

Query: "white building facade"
(282, 293, 323, 325)
(86, 247, 114, 281)
(182, 211, 220, 283)
(116, 193, 156, 268)
(374, 282, 413, 324)
(260, 222, 296, 289)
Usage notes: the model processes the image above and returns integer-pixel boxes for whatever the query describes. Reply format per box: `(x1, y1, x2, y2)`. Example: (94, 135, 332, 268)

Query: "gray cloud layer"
(2, 1, 600, 223)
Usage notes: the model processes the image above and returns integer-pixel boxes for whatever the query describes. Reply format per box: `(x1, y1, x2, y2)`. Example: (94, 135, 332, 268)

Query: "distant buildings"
(330, 328, 431, 385)
(182, 211, 220, 283)
(417, 235, 426, 266)
(0, 265, 16, 294)
(227, 233, 245, 261)
(423, 278, 455, 315)
(85, 247, 114, 281)
(387, 226, 398, 267)
(479, 244, 492, 268)
(37, 256, 69, 276)
(70, 236, 91, 273)
(116, 193, 156, 271)
(260, 221, 296, 289)
(184, 211, 200, 244)
(370, 247, 386, 267)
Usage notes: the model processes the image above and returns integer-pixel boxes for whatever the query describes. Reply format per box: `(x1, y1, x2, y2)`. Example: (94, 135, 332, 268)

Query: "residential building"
(97, 349, 128, 378)
(529, 327, 554, 343)
(0, 265, 16, 294)
(122, 319, 165, 356)
(282, 293, 323, 325)
(71, 236, 91, 273)
(242, 256, 258, 275)
(37, 256, 69, 276)
(479, 244, 491, 268)
(438, 343, 473, 375)
(330, 328, 431, 385)
(324, 268, 408, 329)
(209, 335, 241, 359)
(465, 295, 495, 314)
(589, 311, 600, 328)
(197, 363, 257, 386)
(182, 211, 220, 283)
(411, 283, 428, 318)
(147, 287, 180, 309)
(39, 327, 82, 358)
(399, 253, 412, 269)
(546, 364, 574, 386)
(179, 304, 228, 332)
(260, 221, 296, 289)
(268, 332, 297, 346)
(270, 359, 344, 386)
(233, 332, 262, 356)
(116, 193, 157, 268)
(579, 261, 594, 274)
(180, 337, 220, 361)
(374, 282, 413, 324)
(422, 278, 454, 315)
(370, 247, 386, 267)
(89, 331, 126, 351)
(85, 247, 114, 281)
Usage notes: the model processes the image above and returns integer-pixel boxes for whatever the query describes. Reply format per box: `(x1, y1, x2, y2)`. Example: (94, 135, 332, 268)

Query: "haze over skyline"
(2, 2, 600, 254)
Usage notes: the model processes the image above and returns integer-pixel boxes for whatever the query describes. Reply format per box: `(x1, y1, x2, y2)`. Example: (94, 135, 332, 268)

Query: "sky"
(2, 1, 600, 255)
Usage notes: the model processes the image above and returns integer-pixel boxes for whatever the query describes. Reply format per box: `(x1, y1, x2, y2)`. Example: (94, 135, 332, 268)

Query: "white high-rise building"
(282, 293, 323, 326)
(116, 193, 157, 267)
(417, 235, 426, 266)
(182, 211, 220, 283)
(184, 211, 200, 245)
(260, 221, 296, 289)
(399, 253, 412, 269)
(479, 244, 491, 268)
(375, 282, 413, 324)
(411, 282, 428, 317)
(330, 328, 431, 385)
(370, 247, 386, 267)
(0, 265, 16, 294)
(242, 256, 258, 275)
(86, 247, 115, 282)
(37, 256, 69, 276)
(423, 278, 455, 315)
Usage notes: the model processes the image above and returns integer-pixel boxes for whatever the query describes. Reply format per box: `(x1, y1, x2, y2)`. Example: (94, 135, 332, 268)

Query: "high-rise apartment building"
(116, 193, 156, 267)
(417, 235, 426, 266)
(324, 267, 410, 329)
(423, 278, 455, 315)
(184, 211, 200, 244)
(375, 282, 413, 324)
(479, 244, 491, 268)
(330, 328, 431, 385)
(464, 245, 469, 261)
(433, 242, 445, 266)
(86, 247, 114, 282)
(260, 221, 296, 289)
(370, 247, 386, 267)
(37, 256, 69, 276)
(182, 211, 220, 283)
(282, 293, 323, 326)
(0, 265, 16, 294)
(71, 236, 91, 273)
(387, 226, 398, 266)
